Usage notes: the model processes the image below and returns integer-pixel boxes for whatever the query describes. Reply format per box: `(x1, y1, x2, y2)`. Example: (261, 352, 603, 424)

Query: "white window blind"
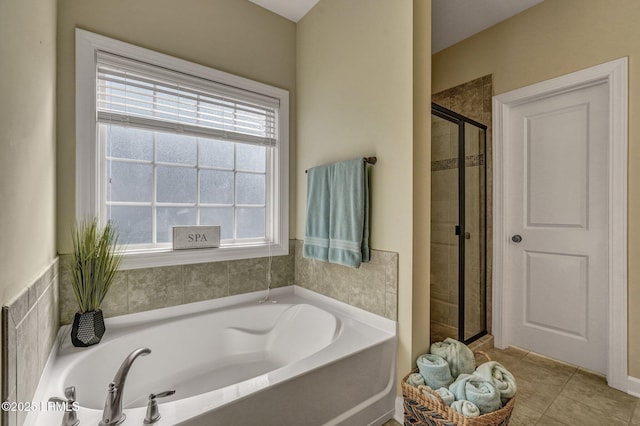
(76, 29, 289, 269)
(96, 51, 279, 147)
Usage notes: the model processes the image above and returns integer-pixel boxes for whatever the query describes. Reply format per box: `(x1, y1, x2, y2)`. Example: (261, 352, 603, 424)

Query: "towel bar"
(305, 156, 377, 173)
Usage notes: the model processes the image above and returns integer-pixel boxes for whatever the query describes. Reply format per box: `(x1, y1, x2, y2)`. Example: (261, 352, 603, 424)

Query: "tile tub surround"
(59, 240, 296, 325)
(1, 258, 59, 426)
(60, 240, 397, 324)
(294, 240, 398, 321)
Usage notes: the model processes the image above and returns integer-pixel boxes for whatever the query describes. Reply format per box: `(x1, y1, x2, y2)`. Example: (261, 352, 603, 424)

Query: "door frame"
(492, 57, 628, 391)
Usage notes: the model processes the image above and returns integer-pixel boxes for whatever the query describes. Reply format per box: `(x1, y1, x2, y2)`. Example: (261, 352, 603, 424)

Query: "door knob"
(512, 234, 522, 243)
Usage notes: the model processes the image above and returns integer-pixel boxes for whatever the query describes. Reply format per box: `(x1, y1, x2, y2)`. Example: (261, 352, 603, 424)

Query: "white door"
(505, 81, 609, 374)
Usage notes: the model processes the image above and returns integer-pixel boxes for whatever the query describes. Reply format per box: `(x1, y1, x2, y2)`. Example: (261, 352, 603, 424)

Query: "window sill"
(119, 241, 289, 270)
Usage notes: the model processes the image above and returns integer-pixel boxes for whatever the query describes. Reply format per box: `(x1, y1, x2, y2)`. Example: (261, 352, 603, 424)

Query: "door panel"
(506, 81, 609, 373)
(525, 251, 588, 338)
(526, 105, 588, 228)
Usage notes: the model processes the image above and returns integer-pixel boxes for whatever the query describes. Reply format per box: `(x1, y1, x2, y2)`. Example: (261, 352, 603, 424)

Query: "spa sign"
(172, 226, 221, 250)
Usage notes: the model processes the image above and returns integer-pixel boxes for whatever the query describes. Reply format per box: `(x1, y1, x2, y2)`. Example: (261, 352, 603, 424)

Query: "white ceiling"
(431, 0, 543, 53)
(249, 0, 544, 53)
(248, 0, 320, 23)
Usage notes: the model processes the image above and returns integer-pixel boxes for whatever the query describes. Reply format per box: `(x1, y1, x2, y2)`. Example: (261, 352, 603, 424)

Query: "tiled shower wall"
(1, 259, 59, 426)
(431, 75, 493, 341)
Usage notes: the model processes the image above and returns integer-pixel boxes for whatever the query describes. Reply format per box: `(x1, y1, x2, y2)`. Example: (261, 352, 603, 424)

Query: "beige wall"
(0, 0, 57, 395)
(56, 0, 297, 253)
(413, 0, 432, 365)
(0, 0, 57, 328)
(432, 0, 640, 376)
(296, 0, 421, 378)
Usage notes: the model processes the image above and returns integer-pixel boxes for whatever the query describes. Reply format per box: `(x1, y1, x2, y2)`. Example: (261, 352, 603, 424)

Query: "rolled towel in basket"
(449, 374, 502, 414)
(416, 354, 453, 390)
(405, 373, 425, 388)
(430, 338, 476, 378)
(451, 400, 480, 417)
(421, 387, 455, 406)
(475, 361, 517, 403)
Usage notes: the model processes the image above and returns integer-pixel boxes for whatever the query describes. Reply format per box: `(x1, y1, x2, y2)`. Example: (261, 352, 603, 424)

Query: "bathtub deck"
(26, 285, 397, 426)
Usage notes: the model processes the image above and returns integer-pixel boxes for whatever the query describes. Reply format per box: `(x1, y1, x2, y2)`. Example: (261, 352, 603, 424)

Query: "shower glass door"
(430, 113, 460, 343)
(430, 104, 487, 344)
(463, 122, 486, 341)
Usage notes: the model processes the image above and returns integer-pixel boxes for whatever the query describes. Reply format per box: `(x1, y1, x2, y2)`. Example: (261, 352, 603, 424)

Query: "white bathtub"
(27, 286, 397, 425)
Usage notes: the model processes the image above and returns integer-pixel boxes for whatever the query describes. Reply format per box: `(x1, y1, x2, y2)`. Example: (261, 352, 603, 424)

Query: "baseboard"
(628, 376, 640, 397)
(394, 396, 403, 423)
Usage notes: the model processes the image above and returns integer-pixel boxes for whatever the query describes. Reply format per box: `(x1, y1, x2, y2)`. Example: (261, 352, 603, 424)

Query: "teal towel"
(422, 387, 455, 406)
(430, 338, 476, 378)
(303, 158, 370, 267)
(406, 373, 425, 388)
(303, 164, 331, 261)
(475, 361, 517, 403)
(451, 400, 480, 417)
(449, 374, 502, 414)
(416, 354, 453, 390)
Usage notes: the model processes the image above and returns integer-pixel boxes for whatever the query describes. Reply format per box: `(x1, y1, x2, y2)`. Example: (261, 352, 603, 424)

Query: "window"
(76, 30, 289, 269)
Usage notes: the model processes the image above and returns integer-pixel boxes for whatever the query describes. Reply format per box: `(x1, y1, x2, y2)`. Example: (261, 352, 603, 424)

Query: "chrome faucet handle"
(48, 386, 79, 426)
(100, 347, 152, 426)
(143, 389, 176, 424)
(64, 386, 76, 401)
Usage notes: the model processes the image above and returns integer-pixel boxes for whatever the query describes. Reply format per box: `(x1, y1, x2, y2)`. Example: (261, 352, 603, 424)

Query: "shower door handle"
(512, 234, 523, 243)
(455, 226, 472, 239)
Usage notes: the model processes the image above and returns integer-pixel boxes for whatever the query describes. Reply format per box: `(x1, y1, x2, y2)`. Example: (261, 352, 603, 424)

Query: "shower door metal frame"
(432, 103, 487, 344)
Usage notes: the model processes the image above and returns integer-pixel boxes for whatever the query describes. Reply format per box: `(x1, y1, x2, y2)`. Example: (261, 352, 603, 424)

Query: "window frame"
(75, 29, 289, 270)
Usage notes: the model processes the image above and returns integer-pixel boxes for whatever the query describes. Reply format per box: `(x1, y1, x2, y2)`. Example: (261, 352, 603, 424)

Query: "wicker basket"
(401, 351, 516, 426)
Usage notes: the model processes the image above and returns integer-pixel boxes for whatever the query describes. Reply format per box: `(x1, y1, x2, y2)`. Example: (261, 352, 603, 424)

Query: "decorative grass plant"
(70, 219, 122, 313)
(69, 219, 122, 347)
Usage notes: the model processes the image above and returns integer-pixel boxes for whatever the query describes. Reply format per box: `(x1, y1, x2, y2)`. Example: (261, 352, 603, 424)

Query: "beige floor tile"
(559, 369, 637, 423)
(509, 401, 543, 425)
(631, 400, 640, 425)
(514, 378, 560, 413)
(511, 362, 573, 409)
(544, 394, 628, 426)
(382, 419, 400, 426)
(515, 354, 576, 389)
(484, 347, 528, 372)
(521, 352, 578, 376)
(535, 415, 571, 425)
(496, 345, 530, 359)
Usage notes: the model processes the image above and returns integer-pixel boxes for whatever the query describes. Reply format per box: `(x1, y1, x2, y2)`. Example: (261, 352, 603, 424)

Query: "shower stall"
(430, 103, 487, 344)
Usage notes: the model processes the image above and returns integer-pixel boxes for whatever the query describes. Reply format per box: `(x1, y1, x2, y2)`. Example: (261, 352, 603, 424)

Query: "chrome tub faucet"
(99, 347, 151, 426)
(48, 385, 79, 426)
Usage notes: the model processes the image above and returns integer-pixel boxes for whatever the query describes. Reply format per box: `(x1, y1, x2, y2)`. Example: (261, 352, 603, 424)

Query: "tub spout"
(99, 347, 151, 425)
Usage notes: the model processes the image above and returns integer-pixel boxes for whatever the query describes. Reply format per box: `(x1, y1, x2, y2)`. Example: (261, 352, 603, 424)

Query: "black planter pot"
(71, 309, 105, 347)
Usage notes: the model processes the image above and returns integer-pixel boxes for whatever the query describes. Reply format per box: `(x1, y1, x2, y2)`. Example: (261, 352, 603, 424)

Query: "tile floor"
(385, 346, 640, 425)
